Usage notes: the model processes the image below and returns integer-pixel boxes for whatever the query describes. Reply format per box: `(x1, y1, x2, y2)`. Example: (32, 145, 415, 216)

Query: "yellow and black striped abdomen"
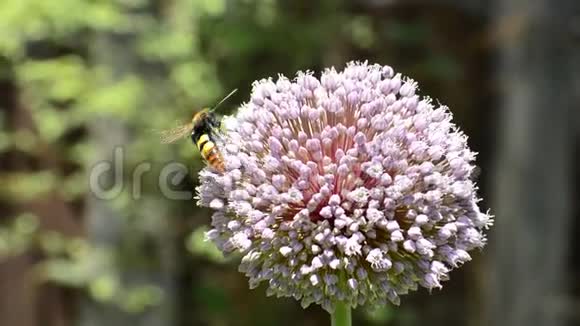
(195, 134, 225, 172)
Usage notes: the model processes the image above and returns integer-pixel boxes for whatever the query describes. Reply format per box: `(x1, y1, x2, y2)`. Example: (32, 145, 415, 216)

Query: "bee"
(161, 89, 237, 173)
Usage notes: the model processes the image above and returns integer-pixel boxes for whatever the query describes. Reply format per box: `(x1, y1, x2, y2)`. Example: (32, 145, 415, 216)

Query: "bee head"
(191, 109, 210, 127)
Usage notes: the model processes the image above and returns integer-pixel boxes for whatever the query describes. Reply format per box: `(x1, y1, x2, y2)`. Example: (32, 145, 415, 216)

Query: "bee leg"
(207, 112, 221, 128)
(213, 132, 225, 143)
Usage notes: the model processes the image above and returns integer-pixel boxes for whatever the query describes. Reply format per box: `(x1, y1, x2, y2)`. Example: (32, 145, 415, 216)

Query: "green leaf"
(186, 226, 226, 263)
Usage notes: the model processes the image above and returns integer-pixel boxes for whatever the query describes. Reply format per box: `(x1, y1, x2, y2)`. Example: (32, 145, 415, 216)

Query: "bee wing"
(159, 122, 193, 144)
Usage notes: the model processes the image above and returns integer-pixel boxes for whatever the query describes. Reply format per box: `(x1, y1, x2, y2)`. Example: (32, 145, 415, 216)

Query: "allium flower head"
(197, 61, 493, 311)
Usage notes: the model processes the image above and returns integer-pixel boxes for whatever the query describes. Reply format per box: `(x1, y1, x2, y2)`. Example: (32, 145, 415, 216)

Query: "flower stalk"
(331, 302, 351, 326)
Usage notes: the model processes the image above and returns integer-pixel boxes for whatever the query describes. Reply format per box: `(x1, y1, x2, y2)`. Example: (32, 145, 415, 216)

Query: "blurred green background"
(0, 0, 578, 325)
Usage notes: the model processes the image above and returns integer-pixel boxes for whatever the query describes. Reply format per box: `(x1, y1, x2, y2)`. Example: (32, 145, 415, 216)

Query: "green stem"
(331, 302, 352, 326)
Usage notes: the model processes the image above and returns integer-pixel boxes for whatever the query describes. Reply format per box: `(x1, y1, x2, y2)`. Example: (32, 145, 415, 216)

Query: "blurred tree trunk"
(80, 31, 178, 326)
(487, 0, 578, 325)
(80, 32, 130, 326)
(0, 76, 83, 326)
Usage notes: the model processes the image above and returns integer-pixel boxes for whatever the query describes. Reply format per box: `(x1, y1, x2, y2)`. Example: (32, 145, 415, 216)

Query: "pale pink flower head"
(197, 61, 492, 311)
